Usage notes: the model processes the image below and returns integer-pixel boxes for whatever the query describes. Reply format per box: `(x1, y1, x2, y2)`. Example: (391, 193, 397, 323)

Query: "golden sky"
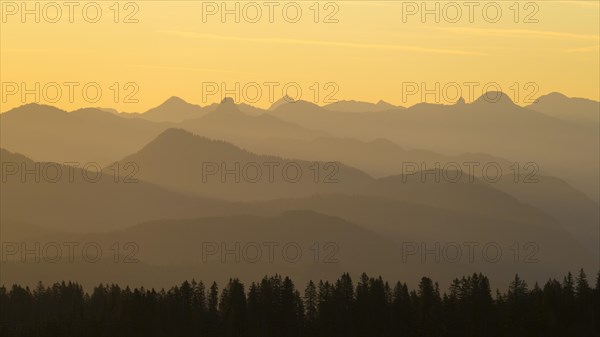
(1, 0, 599, 112)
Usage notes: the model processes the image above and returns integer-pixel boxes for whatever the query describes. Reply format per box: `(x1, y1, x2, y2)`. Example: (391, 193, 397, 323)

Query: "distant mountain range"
(1, 91, 598, 288)
(2, 91, 597, 199)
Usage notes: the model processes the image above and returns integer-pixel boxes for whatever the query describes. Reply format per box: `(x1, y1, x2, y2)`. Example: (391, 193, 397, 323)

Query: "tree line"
(1, 270, 598, 337)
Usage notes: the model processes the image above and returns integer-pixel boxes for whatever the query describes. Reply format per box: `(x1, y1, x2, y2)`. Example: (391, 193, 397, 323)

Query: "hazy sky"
(1, 0, 598, 111)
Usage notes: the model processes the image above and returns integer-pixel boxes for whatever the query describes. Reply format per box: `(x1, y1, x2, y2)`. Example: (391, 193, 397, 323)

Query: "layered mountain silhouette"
(3, 126, 597, 254)
(117, 128, 537, 220)
(245, 136, 598, 253)
(1, 91, 598, 289)
(267, 92, 599, 201)
(0, 98, 322, 165)
(116, 128, 598, 252)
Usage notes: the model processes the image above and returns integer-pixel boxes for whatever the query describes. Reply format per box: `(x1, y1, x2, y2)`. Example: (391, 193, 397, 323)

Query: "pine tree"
(303, 280, 318, 336)
(575, 269, 593, 336)
(417, 277, 441, 337)
(245, 283, 260, 337)
(219, 278, 246, 337)
(507, 274, 529, 335)
(332, 273, 354, 336)
(207, 282, 220, 337)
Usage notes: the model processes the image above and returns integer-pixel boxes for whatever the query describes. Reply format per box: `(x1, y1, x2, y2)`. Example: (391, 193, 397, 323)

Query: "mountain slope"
(119, 128, 372, 201)
(527, 92, 599, 128)
(139, 96, 206, 122)
(0, 104, 169, 164)
(3, 206, 594, 290)
(179, 98, 327, 145)
(0, 148, 245, 232)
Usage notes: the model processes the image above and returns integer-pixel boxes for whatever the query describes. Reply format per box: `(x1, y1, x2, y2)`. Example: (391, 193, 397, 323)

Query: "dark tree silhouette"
(0, 271, 598, 337)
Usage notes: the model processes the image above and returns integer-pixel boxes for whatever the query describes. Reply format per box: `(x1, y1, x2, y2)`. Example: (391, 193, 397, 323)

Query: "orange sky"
(1, 0, 599, 112)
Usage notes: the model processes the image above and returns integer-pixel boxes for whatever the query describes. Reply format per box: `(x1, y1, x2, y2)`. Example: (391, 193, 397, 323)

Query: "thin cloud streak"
(563, 45, 600, 53)
(425, 27, 599, 41)
(551, 1, 600, 9)
(129, 64, 262, 75)
(159, 30, 487, 56)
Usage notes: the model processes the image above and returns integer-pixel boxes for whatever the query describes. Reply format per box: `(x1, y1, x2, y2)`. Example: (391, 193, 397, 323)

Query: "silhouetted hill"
(470, 91, 518, 108)
(269, 98, 325, 114)
(178, 97, 328, 146)
(253, 194, 596, 272)
(527, 92, 599, 128)
(493, 174, 600, 255)
(140, 96, 206, 122)
(0, 148, 244, 232)
(119, 128, 371, 200)
(0, 104, 168, 164)
(0, 210, 402, 288)
(268, 95, 296, 111)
